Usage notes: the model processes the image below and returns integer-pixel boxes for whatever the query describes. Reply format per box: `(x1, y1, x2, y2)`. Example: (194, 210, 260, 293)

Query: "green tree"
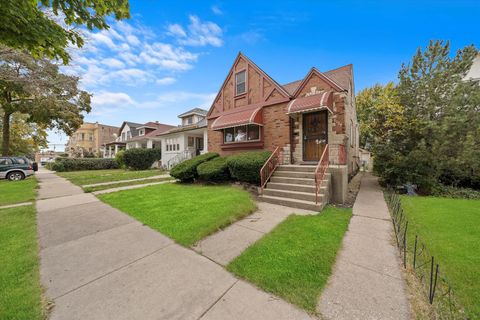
(0, 45, 91, 156)
(0, 111, 48, 156)
(0, 0, 130, 64)
(359, 41, 480, 192)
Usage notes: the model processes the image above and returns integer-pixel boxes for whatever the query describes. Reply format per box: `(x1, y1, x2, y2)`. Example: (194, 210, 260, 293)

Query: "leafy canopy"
(0, 45, 91, 155)
(357, 40, 480, 192)
(0, 0, 130, 63)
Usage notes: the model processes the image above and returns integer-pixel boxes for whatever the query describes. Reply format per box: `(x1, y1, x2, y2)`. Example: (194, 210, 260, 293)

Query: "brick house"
(207, 53, 359, 208)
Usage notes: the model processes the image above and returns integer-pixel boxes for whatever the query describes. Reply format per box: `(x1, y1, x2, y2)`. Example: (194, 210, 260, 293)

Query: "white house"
(158, 108, 208, 169)
(104, 121, 174, 158)
(465, 53, 480, 81)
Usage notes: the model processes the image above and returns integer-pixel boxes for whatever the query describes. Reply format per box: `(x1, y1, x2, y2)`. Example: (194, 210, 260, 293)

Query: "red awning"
(211, 105, 263, 130)
(287, 91, 334, 114)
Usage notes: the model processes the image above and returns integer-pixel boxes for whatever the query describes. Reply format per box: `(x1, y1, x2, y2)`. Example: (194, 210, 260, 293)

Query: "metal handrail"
(260, 146, 282, 193)
(314, 144, 329, 204)
(167, 150, 193, 169)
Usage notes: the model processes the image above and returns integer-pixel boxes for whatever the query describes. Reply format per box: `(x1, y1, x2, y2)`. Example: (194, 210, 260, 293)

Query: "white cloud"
(167, 24, 187, 37)
(156, 77, 176, 85)
(211, 5, 222, 15)
(90, 33, 117, 50)
(66, 16, 223, 91)
(167, 15, 223, 47)
(92, 91, 135, 106)
(101, 58, 125, 69)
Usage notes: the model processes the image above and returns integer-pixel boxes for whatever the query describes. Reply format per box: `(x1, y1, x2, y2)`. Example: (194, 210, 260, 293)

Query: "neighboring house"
(359, 148, 372, 171)
(206, 52, 359, 206)
(464, 53, 480, 81)
(158, 108, 208, 169)
(66, 122, 119, 157)
(104, 121, 175, 158)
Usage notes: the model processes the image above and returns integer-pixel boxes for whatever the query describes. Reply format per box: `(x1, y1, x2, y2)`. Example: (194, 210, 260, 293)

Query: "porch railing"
(260, 146, 282, 194)
(314, 144, 329, 204)
(166, 150, 194, 169)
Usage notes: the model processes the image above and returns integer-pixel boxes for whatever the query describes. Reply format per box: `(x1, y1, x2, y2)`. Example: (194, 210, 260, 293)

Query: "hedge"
(46, 158, 119, 172)
(123, 148, 162, 170)
(197, 157, 230, 182)
(226, 151, 272, 184)
(170, 152, 219, 182)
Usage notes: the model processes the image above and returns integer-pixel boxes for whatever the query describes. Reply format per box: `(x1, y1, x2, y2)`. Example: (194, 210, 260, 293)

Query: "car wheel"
(7, 171, 25, 181)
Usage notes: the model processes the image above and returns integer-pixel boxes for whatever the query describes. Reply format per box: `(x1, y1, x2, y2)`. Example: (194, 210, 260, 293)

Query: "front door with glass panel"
(303, 111, 328, 161)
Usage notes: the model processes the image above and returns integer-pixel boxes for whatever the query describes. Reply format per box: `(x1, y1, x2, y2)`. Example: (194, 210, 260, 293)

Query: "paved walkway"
(82, 174, 171, 188)
(318, 173, 410, 320)
(193, 202, 315, 265)
(36, 168, 314, 320)
(91, 179, 174, 195)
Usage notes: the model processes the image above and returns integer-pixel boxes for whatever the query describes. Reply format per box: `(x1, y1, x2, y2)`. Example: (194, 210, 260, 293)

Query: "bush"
(123, 148, 162, 170)
(431, 184, 480, 200)
(48, 158, 119, 172)
(226, 151, 272, 184)
(170, 152, 219, 182)
(115, 150, 126, 168)
(197, 157, 230, 182)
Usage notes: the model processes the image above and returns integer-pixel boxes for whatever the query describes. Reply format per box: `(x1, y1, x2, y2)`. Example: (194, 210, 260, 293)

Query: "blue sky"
(48, 0, 480, 149)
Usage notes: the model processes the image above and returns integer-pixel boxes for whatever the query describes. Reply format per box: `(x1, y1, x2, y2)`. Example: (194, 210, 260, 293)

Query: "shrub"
(48, 158, 119, 172)
(123, 148, 162, 170)
(115, 150, 126, 168)
(226, 151, 272, 184)
(431, 184, 480, 200)
(197, 157, 230, 182)
(170, 152, 219, 182)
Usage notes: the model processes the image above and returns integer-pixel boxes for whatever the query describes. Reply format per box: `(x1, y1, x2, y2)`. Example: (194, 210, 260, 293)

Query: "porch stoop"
(259, 165, 331, 212)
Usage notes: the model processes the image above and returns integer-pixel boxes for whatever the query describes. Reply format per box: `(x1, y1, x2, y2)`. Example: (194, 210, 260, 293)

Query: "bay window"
(223, 124, 261, 144)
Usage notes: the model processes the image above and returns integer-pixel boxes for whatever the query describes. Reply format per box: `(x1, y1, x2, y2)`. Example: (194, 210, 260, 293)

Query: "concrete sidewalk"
(82, 173, 171, 188)
(193, 202, 315, 265)
(318, 173, 410, 320)
(36, 168, 314, 320)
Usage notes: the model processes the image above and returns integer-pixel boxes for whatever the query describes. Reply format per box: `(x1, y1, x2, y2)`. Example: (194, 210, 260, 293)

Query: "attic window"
(235, 70, 246, 95)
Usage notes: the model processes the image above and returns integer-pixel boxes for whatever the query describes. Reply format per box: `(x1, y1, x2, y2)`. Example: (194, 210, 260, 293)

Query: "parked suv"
(0, 156, 38, 181)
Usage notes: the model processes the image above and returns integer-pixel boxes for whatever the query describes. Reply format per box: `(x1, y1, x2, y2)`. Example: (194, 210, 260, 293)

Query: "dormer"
(177, 108, 208, 127)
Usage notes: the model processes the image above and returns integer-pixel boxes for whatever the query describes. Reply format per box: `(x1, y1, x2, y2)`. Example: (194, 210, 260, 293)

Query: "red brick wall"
(207, 102, 290, 156)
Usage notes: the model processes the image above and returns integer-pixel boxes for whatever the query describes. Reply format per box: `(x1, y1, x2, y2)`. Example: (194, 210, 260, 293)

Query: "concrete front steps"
(259, 165, 331, 212)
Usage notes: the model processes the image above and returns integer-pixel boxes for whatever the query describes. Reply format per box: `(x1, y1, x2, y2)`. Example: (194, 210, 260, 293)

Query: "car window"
(0, 158, 12, 165)
(14, 157, 27, 164)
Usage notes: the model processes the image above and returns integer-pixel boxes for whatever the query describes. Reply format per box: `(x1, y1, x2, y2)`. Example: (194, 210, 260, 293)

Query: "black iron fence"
(384, 190, 467, 319)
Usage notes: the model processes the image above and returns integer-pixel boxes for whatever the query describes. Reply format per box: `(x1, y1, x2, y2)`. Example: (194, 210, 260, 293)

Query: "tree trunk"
(2, 112, 11, 156)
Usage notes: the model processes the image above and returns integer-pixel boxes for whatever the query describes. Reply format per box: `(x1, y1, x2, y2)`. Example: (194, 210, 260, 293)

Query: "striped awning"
(287, 91, 333, 114)
(211, 105, 263, 130)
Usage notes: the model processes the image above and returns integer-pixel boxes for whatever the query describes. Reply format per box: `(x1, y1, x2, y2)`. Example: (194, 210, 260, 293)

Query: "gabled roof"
(178, 108, 208, 118)
(118, 121, 144, 136)
(281, 64, 353, 95)
(207, 52, 291, 117)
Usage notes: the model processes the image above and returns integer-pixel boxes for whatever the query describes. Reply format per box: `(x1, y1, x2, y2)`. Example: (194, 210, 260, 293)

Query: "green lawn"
(99, 183, 256, 246)
(57, 169, 166, 186)
(0, 177, 38, 206)
(83, 177, 173, 193)
(227, 206, 352, 312)
(0, 205, 43, 320)
(401, 196, 480, 319)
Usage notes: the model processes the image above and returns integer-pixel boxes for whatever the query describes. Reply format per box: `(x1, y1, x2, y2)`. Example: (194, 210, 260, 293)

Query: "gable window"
(223, 124, 261, 144)
(187, 116, 193, 125)
(139, 129, 144, 136)
(235, 70, 246, 95)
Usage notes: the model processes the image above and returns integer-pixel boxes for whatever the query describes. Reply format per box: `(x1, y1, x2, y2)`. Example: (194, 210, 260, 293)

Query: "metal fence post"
(429, 256, 434, 304)
(413, 235, 418, 269)
(403, 221, 408, 268)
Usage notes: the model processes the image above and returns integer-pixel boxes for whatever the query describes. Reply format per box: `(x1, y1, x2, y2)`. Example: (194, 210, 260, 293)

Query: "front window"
(223, 124, 261, 143)
(188, 137, 194, 147)
(139, 129, 144, 136)
(235, 70, 246, 95)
